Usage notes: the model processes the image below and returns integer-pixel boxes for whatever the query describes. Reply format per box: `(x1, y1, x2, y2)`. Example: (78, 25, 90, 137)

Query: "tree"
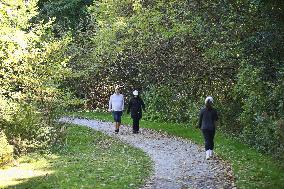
(0, 0, 71, 154)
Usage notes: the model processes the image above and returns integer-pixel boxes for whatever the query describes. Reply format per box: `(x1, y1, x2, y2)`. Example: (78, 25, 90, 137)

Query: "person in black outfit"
(198, 96, 218, 160)
(127, 90, 145, 134)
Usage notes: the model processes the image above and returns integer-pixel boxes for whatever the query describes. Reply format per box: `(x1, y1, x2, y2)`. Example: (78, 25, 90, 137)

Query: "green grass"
(0, 125, 152, 189)
(69, 111, 284, 189)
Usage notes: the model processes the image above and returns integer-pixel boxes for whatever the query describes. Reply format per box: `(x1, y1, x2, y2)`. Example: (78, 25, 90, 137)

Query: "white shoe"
(209, 150, 214, 158)
(206, 150, 210, 160)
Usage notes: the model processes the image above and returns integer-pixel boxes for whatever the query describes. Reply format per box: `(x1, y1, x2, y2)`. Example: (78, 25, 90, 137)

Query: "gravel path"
(60, 117, 236, 189)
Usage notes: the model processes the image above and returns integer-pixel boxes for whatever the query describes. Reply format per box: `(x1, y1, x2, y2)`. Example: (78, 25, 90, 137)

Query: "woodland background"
(0, 0, 283, 165)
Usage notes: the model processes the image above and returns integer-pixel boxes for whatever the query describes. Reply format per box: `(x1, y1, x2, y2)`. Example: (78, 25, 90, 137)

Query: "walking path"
(60, 117, 235, 189)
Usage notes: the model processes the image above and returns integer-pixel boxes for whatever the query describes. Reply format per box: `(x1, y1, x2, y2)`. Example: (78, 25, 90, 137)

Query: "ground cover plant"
(0, 124, 152, 189)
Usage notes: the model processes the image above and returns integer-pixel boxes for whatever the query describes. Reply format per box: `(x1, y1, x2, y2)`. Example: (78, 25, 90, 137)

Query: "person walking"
(198, 96, 218, 160)
(127, 90, 145, 134)
(108, 85, 124, 134)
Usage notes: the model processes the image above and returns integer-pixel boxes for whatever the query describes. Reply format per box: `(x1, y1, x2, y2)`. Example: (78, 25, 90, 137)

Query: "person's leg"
(116, 111, 122, 133)
(132, 118, 136, 132)
(202, 129, 210, 159)
(115, 122, 119, 132)
(209, 129, 216, 157)
(202, 129, 210, 150)
(113, 112, 119, 133)
(137, 118, 140, 132)
(133, 118, 139, 133)
(211, 129, 216, 150)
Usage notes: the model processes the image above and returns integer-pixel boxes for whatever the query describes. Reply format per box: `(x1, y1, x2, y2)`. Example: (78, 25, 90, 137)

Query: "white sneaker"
(209, 150, 214, 158)
(206, 150, 210, 160)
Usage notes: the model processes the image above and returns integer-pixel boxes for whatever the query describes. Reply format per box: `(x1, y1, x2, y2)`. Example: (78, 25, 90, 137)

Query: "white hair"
(133, 90, 138, 96)
(205, 96, 213, 104)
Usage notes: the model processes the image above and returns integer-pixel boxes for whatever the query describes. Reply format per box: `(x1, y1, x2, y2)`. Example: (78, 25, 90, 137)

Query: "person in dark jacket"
(198, 96, 218, 160)
(127, 90, 145, 134)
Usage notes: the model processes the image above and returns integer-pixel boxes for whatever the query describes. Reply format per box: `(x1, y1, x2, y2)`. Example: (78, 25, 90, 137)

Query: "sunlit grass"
(69, 111, 284, 189)
(0, 155, 55, 188)
(0, 125, 152, 189)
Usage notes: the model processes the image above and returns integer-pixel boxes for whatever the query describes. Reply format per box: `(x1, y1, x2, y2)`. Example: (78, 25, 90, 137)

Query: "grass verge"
(69, 111, 284, 189)
(0, 124, 152, 189)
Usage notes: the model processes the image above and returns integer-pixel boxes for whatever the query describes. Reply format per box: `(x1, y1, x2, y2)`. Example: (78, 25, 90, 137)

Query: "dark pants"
(202, 129, 216, 150)
(132, 118, 140, 132)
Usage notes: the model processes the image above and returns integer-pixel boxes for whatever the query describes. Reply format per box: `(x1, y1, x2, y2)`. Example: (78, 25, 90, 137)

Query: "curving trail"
(60, 117, 236, 189)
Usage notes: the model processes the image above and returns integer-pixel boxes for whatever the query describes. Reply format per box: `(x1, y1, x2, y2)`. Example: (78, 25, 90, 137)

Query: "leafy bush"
(0, 131, 13, 166)
(0, 0, 72, 157)
(241, 116, 284, 161)
(143, 85, 200, 126)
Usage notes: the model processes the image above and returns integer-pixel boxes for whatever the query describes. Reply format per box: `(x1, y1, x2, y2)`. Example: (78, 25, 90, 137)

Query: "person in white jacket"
(108, 85, 124, 134)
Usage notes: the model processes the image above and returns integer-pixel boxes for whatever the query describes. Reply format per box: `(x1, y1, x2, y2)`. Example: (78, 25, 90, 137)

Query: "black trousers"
(202, 129, 216, 150)
(132, 118, 140, 132)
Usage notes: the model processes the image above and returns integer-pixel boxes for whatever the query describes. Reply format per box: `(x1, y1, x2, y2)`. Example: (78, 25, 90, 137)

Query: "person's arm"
(141, 98, 146, 111)
(198, 110, 203, 129)
(108, 96, 112, 112)
(127, 99, 132, 114)
(122, 95, 125, 111)
(214, 110, 219, 128)
(215, 110, 219, 121)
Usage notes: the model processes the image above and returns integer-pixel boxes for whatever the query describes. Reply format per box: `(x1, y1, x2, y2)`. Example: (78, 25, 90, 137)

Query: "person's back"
(129, 97, 143, 113)
(200, 107, 218, 130)
(198, 96, 218, 160)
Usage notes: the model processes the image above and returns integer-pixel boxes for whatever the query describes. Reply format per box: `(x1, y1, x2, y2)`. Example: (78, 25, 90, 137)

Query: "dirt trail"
(60, 117, 235, 189)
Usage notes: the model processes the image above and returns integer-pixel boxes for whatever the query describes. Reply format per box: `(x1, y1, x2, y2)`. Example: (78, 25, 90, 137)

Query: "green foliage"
(0, 125, 152, 188)
(72, 0, 283, 160)
(36, 0, 284, 161)
(143, 85, 200, 126)
(37, 0, 93, 34)
(0, 131, 13, 166)
(0, 0, 73, 156)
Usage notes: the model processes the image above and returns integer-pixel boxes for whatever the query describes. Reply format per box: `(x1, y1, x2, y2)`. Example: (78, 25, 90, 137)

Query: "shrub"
(0, 131, 13, 166)
(143, 85, 200, 126)
(240, 115, 284, 161)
